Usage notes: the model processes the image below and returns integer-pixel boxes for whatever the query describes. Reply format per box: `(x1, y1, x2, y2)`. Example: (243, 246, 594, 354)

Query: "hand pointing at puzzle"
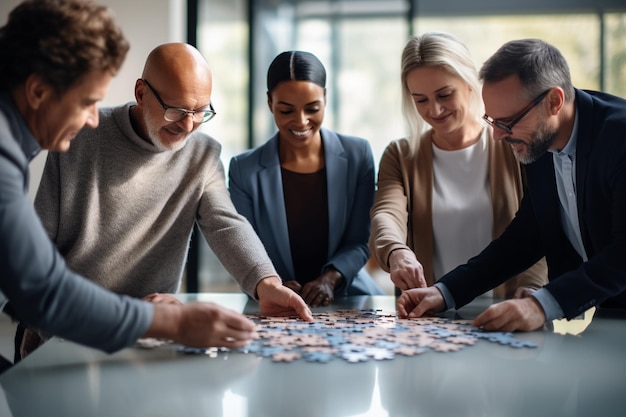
(396, 287, 446, 318)
(472, 297, 546, 332)
(389, 249, 428, 290)
(145, 302, 258, 349)
(300, 268, 343, 307)
(256, 277, 314, 321)
(397, 286, 547, 332)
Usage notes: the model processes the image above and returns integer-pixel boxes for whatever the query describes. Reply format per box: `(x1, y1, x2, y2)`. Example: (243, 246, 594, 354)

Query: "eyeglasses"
(141, 79, 216, 123)
(482, 89, 550, 134)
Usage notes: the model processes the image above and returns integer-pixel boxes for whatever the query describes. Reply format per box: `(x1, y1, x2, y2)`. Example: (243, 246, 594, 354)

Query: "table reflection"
(1, 295, 625, 417)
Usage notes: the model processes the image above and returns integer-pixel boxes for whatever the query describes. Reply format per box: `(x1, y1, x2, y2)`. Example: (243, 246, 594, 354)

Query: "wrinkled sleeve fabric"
(33, 151, 62, 242)
(369, 141, 412, 271)
(438, 193, 545, 309)
(195, 140, 277, 298)
(541, 110, 626, 318)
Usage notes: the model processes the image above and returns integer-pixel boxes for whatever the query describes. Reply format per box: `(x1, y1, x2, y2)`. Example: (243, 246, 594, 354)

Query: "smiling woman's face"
(406, 65, 473, 136)
(268, 80, 326, 150)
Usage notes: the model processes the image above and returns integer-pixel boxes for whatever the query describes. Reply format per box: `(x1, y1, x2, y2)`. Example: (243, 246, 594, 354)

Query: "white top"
(431, 131, 493, 286)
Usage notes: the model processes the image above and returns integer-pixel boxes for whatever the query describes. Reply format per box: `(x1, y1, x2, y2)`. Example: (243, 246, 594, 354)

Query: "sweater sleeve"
(196, 147, 277, 298)
(369, 141, 412, 271)
(34, 151, 61, 241)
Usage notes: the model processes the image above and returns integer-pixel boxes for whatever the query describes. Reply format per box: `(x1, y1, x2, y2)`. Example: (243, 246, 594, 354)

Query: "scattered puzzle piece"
(364, 347, 395, 360)
(272, 352, 302, 362)
(509, 340, 538, 348)
(178, 346, 222, 357)
(303, 351, 335, 363)
(342, 351, 370, 363)
(430, 342, 465, 353)
(394, 346, 427, 356)
(167, 309, 540, 364)
(136, 338, 173, 349)
(446, 336, 477, 345)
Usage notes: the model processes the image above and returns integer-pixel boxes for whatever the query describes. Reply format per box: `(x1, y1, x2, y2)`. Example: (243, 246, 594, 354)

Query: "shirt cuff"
(0, 290, 8, 313)
(433, 282, 455, 310)
(531, 288, 564, 321)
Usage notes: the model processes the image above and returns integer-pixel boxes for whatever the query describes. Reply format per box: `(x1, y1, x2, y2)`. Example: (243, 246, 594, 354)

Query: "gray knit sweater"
(35, 103, 276, 298)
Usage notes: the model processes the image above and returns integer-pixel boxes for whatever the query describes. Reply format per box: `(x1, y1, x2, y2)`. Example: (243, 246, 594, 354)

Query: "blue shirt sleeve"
(531, 288, 565, 321)
(433, 282, 455, 310)
(0, 98, 153, 353)
(436, 280, 563, 323)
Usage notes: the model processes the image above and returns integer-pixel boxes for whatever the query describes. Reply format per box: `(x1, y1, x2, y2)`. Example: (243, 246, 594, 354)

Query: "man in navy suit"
(397, 38, 626, 331)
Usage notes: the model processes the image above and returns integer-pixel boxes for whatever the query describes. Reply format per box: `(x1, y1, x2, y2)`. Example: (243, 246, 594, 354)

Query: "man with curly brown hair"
(0, 0, 310, 371)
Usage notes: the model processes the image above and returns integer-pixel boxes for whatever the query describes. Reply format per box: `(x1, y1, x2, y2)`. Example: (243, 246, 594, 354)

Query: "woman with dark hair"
(229, 51, 383, 307)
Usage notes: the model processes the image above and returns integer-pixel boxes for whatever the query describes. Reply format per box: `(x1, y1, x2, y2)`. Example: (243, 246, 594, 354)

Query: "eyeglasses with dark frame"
(482, 89, 551, 135)
(141, 79, 216, 124)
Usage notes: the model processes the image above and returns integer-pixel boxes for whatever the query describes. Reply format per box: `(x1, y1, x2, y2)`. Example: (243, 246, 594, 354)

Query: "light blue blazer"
(228, 127, 383, 295)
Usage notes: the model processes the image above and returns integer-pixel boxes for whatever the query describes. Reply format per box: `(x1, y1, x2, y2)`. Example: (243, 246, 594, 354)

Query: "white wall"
(0, 1, 186, 363)
(1, 0, 186, 199)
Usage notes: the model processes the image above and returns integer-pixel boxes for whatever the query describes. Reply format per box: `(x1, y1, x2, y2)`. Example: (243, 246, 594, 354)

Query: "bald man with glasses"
(18, 42, 312, 360)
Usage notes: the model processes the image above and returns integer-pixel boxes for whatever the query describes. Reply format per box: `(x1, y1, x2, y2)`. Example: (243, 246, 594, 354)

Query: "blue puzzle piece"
(258, 346, 286, 357)
(365, 347, 395, 360)
(325, 335, 348, 346)
(374, 340, 402, 350)
(232, 310, 542, 364)
(339, 343, 367, 353)
(509, 339, 538, 348)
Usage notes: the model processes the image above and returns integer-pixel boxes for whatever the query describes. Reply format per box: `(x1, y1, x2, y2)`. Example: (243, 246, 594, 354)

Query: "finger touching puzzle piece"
(165, 309, 539, 364)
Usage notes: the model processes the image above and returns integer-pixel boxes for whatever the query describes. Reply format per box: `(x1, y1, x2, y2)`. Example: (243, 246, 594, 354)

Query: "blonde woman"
(370, 32, 547, 298)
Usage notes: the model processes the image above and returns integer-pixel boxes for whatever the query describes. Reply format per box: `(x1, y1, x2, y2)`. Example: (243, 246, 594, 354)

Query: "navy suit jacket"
(228, 127, 381, 295)
(440, 89, 626, 319)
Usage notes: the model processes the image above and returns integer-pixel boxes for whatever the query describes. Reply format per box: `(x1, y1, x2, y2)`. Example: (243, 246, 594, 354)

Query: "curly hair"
(0, 0, 129, 95)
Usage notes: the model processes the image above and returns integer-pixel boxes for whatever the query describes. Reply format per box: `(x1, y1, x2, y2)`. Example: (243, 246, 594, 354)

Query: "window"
(193, 0, 249, 292)
(191, 0, 626, 292)
(414, 14, 601, 90)
(605, 13, 626, 98)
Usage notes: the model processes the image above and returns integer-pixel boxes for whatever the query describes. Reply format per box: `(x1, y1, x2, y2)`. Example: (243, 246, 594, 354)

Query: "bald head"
(132, 43, 214, 151)
(142, 43, 212, 102)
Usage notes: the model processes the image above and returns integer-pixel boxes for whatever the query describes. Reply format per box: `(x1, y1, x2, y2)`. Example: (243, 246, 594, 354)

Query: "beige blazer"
(370, 129, 547, 298)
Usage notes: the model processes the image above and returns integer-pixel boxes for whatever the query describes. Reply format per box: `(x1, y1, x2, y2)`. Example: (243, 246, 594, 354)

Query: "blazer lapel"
(573, 89, 593, 252)
(527, 152, 561, 239)
(322, 129, 348, 256)
(259, 135, 295, 278)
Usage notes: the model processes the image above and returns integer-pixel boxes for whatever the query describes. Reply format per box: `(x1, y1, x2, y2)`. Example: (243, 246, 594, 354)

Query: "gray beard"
(506, 127, 558, 165)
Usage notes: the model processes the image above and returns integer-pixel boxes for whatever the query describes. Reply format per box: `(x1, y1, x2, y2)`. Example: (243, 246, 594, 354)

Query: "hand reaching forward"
(389, 249, 427, 290)
(256, 276, 313, 321)
(143, 292, 182, 305)
(301, 269, 343, 307)
(472, 297, 546, 332)
(283, 280, 302, 294)
(145, 301, 259, 349)
(396, 287, 445, 318)
(513, 286, 535, 299)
